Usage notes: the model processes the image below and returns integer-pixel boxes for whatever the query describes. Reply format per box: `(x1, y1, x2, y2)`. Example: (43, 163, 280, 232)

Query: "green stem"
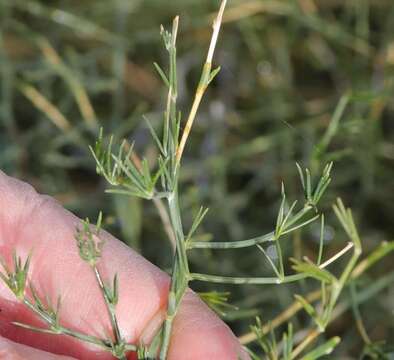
(322, 247, 361, 327)
(93, 266, 126, 359)
(290, 271, 394, 358)
(159, 189, 190, 359)
(191, 272, 307, 285)
(189, 231, 274, 249)
(168, 190, 189, 274)
(188, 205, 316, 250)
(351, 241, 394, 279)
(350, 282, 371, 345)
(22, 298, 113, 350)
(239, 241, 394, 345)
(274, 240, 285, 279)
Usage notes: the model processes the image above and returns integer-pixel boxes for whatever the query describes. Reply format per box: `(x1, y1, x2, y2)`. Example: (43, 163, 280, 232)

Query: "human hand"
(0, 171, 248, 359)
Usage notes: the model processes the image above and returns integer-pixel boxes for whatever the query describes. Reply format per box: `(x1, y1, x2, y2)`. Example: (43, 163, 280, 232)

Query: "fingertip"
(168, 291, 250, 360)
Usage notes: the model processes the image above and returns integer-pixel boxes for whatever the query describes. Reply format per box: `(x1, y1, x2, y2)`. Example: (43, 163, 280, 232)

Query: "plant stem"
(93, 266, 125, 359)
(350, 282, 371, 345)
(159, 189, 189, 359)
(191, 273, 307, 285)
(238, 240, 394, 345)
(289, 271, 394, 358)
(188, 205, 316, 250)
(351, 240, 394, 278)
(189, 231, 275, 249)
(191, 236, 357, 286)
(318, 242, 353, 269)
(290, 328, 321, 359)
(321, 242, 361, 327)
(22, 298, 115, 351)
(175, 0, 227, 166)
(159, 3, 227, 358)
(275, 240, 285, 279)
(153, 197, 176, 250)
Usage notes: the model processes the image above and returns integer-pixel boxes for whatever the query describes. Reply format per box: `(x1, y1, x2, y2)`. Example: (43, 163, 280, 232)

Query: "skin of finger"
(0, 336, 76, 360)
(0, 171, 249, 360)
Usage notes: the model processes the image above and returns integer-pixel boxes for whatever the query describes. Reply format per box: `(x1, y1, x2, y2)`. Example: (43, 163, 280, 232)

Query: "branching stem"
(238, 241, 394, 346)
(92, 266, 125, 359)
(21, 298, 117, 351)
(159, 189, 189, 359)
(159, 2, 227, 358)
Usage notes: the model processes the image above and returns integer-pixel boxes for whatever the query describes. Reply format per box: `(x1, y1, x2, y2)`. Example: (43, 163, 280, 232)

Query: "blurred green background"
(1, 0, 393, 358)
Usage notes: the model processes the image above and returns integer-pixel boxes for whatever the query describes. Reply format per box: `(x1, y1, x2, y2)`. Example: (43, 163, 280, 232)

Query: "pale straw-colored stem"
(175, 0, 227, 165)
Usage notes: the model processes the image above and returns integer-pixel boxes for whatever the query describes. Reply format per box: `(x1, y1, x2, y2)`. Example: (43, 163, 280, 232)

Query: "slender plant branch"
(92, 266, 125, 359)
(153, 197, 176, 250)
(290, 328, 321, 359)
(21, 297, 116, 350)
(290, 271, 394, 359)
(350, 282, 371, 345)
(318, 242, 353, 269)
(239, 240, 394, 345)
(191, 273, 307, 285)
(190, 242, 355, 285)
(188, 205, 319, 250)
(159, 189, 190, 359)
(124, 148, 176, 250)
(188, 231, 275, 249)
(74, 214, 138, 358)
(0, 248, 141, 358)
(158, 3, 227, 358)
(175, 0, 227, 166)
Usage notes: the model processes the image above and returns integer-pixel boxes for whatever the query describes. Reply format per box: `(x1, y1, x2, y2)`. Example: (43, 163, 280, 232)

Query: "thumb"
(0, 171, 248, 360)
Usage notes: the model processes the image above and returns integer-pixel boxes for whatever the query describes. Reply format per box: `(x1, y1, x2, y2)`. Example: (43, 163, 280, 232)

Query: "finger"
(0, 335, 76, 359)
(0, 171, 248, 360)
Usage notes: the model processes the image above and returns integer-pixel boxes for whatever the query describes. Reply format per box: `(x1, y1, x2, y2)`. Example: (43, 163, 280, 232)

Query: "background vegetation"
(1, 0, 393, 358)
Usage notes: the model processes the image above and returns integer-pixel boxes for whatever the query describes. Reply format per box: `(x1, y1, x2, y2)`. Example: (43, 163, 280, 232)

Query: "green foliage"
(21, 284, 62, 333)
(198, 291, 238, 317)
(0, 252, 31, 300)
(90, 130, 168, 199)
(300, 337, 340, 360)
(248, 317, 280, 360)
(0, 0, 394, 359)
(75, 211, 104, 266)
